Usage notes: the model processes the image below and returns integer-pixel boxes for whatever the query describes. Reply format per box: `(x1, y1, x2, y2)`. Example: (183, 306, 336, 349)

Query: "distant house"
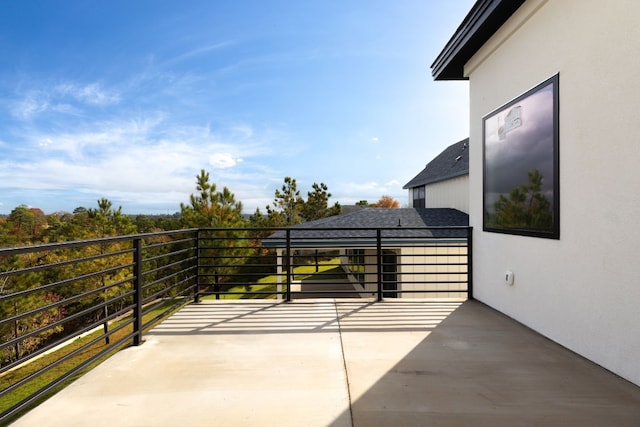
(432, 0, 640, 387)
(403, 138, 469, 213)
(264, 207, 469, 299)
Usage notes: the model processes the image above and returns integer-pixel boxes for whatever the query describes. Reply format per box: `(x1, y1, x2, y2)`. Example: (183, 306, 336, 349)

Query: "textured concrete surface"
(12, 299, 640, 426)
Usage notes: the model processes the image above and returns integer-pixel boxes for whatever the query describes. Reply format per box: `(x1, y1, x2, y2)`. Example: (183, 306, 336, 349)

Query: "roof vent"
(397, 219, 402, 227)
(455, 155, 462, 162)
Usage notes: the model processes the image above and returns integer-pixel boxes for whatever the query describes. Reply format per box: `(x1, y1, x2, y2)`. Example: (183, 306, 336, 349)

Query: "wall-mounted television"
(483, 74, 559, 239)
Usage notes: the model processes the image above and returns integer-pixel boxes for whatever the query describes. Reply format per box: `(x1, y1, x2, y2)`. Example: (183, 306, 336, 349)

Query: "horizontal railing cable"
(0, 226, 470, 424)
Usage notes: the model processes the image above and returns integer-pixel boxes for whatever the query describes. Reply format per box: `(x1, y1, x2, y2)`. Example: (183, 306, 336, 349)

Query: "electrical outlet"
(505, 270, 514, 286)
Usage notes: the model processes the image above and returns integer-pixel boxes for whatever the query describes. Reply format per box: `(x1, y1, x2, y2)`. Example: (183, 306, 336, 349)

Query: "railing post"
(376, 229, 383, 302)
(133, 237, 144, 346)
(214, 271, 220, 300)
(194, 230, 201, 303)
(467, 226, 473, 300)
(285, 229, 292, 302)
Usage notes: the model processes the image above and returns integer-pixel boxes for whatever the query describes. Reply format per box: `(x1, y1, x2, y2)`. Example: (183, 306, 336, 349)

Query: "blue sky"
(0, 0, 472, 215)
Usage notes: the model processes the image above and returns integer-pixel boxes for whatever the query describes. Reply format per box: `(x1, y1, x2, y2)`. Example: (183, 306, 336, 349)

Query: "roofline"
(402, 170, 469, 190)
(402, 137, 470, 189)
(262, 238, 467, 248)
(431, 0, 525, 81)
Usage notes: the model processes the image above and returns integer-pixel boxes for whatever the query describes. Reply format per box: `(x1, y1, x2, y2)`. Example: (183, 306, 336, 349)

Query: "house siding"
(424, 175, 469, 213)
(397, 245, 467, 299)
(344, 245, 468, 299)
(465, 0, 640, 385)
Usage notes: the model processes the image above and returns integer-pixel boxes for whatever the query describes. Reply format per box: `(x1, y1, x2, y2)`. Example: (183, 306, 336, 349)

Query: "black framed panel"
(483, 74, 559, 239)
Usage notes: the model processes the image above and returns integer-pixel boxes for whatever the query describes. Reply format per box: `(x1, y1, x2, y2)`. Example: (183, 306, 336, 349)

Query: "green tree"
(180, 170, 246, 228)
(266, 177, 304, 226)
(301, 182, 341, 222)
(86, 199, 136, 342)
(135, 215, 157, 233)
(490, 169, 553, 230)
(88, 198, 137, 237)
(7, 205, 36, 243)
(0, 217, 17, 247)
(41, 199, 137, 342)
(252, 178, 342, 227)
(180, 170, 250, 292)
(0, 254, 65, 365)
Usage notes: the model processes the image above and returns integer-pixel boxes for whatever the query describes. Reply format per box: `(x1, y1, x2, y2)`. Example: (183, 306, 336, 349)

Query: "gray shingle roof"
(263, 208, 469, 247)
(403, 138, 469, 189)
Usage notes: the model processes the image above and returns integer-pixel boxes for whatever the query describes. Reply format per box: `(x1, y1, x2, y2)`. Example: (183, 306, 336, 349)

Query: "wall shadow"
(329, 300, 640, 426)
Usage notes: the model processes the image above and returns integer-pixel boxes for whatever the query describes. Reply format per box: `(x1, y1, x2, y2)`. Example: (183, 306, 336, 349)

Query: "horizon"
(0, 1, 472, 215)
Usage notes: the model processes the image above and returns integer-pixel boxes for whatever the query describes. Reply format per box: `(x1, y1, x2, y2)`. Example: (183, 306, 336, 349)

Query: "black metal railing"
(0, 229, 199, 423)
(197, 226, 472, 301)
(0, 225, 471, 423)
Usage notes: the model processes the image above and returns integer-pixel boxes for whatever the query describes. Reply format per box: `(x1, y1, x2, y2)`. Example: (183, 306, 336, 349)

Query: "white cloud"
(55, 82, 121, 106)
(209, 153, 242, 169)
(383, 179, 400, 188)
(10, 81, 121, 121)
(12, 92, 49, 120)
(39, 138, 53, 147)
(0, 110, 284, 213)
(344, 181, 382, 193)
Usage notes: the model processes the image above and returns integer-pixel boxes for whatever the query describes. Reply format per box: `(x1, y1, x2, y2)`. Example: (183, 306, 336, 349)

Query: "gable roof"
(431, 0, 525, 81)
(263, 208, 469, 247)
(403, 138, 469, 189)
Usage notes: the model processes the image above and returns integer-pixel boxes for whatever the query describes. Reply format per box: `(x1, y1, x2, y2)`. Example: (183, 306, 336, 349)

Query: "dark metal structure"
(0, 226, 471, 423)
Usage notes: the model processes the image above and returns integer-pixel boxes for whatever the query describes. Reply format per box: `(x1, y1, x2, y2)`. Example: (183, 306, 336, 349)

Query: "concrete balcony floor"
(12, 299, 640, 427)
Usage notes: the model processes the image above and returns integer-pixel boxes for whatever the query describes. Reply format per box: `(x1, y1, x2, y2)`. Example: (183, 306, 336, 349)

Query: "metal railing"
(197, 226, 472, 301)
(0, 225, 471, 423)
(0, 229, 199, 422)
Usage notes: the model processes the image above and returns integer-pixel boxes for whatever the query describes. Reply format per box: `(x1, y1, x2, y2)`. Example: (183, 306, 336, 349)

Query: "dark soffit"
(431, 0, 525, 81)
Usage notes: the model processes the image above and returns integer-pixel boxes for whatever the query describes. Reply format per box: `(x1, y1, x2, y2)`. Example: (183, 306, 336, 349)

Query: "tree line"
(0, 170, 400, 246)
(0, 170, 399, 366)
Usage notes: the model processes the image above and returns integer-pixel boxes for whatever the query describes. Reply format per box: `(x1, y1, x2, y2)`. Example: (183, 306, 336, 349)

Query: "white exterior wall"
(465, 0, 640, 385)
(425, 175, 469, 213)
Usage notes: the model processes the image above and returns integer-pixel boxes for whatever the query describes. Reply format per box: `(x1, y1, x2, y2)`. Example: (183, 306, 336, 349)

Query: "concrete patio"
(12, 299, 640, 426)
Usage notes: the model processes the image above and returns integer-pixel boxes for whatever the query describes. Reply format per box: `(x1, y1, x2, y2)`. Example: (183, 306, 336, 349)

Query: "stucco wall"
(465, 0, 640, 385)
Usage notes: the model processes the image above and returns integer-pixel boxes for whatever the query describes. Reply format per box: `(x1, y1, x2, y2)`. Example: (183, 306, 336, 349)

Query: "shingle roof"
(263, 208, 469, 247)
(403, 138, 469, 189)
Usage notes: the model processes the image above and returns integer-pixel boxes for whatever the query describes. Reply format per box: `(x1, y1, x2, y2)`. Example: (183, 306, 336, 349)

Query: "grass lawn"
(206, 258, 349, 299)
(0, 299, 188, 423)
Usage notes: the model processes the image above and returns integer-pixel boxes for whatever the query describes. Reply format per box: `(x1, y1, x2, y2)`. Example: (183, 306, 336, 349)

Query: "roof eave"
(431, 0, 525, 81)
(403, 170, 468, 189)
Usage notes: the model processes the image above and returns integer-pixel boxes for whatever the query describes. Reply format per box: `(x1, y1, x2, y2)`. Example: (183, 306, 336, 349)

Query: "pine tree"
(490, 169, 553, 230)
(180, 170, 246, 228)
(180, 169, 249, 292)
(301, 182, 341, 221)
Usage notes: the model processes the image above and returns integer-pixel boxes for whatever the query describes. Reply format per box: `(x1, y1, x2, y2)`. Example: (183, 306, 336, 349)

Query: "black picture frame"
(483, 74, 559, 239)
